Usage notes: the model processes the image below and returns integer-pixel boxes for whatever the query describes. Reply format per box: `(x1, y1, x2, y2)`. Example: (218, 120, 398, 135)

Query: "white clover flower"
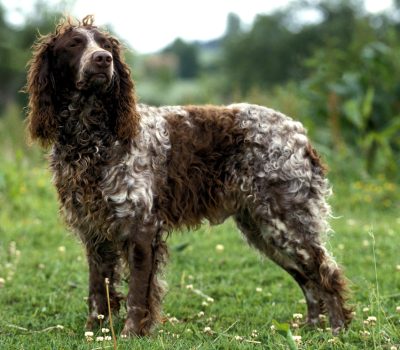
(197, 311, 205, 317)
(203, 326, 212, 333)
(186, 284, 193, 290)
(292, 335, 302, 343)
(206, 297, 214, 303)
(101, 328, 110, 333)
(362, 307, 370, 313)
(234, 335, 243, 341)
(256, 287, 262, 292)
(293, 313, 303, 320)
(84, 331, 94, 337)
(96, 336, 104, 342)
(104, 336, 112, 341)
(215, 244, 224, 252)
(97, 314, 105, 320)
(202, 301, 209, 307)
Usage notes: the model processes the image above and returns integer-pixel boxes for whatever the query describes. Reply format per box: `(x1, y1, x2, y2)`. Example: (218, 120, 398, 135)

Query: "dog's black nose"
(92, 51, 113, 68)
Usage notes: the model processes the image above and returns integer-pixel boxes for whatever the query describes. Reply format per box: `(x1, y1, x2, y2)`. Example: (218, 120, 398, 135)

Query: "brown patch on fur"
(306, 143, 328, 175)
(157, 105, 245, 229)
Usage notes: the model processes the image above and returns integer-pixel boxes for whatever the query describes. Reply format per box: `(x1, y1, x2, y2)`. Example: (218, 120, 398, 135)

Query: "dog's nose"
(92, 51, 113, 68)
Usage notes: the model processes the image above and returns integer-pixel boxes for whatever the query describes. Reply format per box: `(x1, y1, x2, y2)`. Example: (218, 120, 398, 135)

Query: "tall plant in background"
(303, 27, 400, 176)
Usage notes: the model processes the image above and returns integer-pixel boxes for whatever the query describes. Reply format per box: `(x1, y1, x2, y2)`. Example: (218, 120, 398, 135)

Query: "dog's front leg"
(121, 226, 167, 337)
(85, 241, 122, 330)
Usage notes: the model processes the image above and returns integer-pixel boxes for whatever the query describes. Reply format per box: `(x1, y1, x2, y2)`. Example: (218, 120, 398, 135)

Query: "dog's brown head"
(26, 15, 138, 146)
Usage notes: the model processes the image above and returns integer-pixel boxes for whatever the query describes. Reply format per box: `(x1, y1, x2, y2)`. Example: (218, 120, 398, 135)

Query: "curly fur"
(26, 16, 352, 336)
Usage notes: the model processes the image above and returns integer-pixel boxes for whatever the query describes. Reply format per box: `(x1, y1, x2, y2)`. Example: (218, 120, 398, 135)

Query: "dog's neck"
(54, 92, 119, 161)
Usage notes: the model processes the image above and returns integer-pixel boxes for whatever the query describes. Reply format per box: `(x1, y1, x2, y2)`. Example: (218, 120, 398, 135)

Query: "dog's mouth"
(76, 72, 112, 90)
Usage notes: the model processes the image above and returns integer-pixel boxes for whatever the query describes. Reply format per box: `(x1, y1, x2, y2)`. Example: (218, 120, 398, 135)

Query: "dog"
(26, 16, 352, 336)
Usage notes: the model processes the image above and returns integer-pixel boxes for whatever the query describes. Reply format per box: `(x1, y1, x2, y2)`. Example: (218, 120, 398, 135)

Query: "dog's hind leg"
(234, 209, 325, 327)
(236, 203, 352, 333)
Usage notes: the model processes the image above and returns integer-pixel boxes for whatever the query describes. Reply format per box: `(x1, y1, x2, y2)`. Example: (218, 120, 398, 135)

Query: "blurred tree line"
(0, 0, 399, 176)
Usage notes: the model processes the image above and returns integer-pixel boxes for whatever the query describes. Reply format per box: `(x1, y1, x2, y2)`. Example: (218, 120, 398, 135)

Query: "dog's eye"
(103, 42, 112, 50)
(68, 38, 83, 48)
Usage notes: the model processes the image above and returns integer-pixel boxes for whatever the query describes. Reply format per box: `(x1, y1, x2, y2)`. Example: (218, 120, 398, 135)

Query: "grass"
(1, 110, 400, 349)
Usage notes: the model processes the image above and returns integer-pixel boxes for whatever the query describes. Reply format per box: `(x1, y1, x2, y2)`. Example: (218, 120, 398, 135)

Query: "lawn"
(1, 112, 400, 349)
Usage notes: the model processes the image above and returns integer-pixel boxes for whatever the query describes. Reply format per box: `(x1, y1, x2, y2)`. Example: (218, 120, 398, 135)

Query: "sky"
(2, 0, 395, 53)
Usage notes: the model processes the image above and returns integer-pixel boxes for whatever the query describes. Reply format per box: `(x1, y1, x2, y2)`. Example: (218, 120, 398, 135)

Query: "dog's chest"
(50, 144, 156, 238)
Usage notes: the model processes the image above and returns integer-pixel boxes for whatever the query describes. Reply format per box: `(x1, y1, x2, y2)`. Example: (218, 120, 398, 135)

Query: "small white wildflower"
(158, 329, 164, 333)
(197, 311, 205, 317)
(58, 246, 66, 253)
(362, 307, 370, 313)
(105, 278, 110, 285)
(96, 336, 104, 342)
(292, 335, 302, 343)
(328, 338, 338, 344)
(270, 325, 276, 331)
(206, 297, 214, 303)
(256, 287, 262, 292)
(390, 346, 397, 350)
(84, 331, 94, 337)
(360, 330, 370, 337)
(0, 277, 5, 288)
(292, 322, 299, 329)
(396, 306, 400, 313)
(97, 314, 105, 320)
(298, 298, 306, 304)
(86, 337, 93, 342)
(169, 316, 179, 323)
(104, 336, 112, 341)
(186, 328, 193, 333)
(215, 244, 224, 252)
(203, 326, 212, 334)
(319, 314, 327, 320)
(186, 284, 193, 290)
(120, 334, 128, 339)
(234, 335, 243, 341)
(396, 265, 400, 271)
(202, 301, 209, 307)
(367, 316, 377, 324)
(101, 328, 110, 333)
(293, 313, 303, 320)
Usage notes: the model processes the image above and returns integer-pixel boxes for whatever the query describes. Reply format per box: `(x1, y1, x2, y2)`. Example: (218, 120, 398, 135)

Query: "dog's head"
(26, 15, 138, 146)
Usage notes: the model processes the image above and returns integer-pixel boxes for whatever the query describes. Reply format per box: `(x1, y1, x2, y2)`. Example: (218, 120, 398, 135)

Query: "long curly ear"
(109, 38, 140, 143)
(26, 35, 57, 147)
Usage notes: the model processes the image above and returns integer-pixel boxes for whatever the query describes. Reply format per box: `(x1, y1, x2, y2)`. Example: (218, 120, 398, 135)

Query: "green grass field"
(1, 111, 400, 349)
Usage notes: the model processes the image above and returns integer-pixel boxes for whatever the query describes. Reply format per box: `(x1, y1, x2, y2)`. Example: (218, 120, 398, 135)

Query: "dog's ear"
(109, 38, 140, 144)
(26, 35, 58, 147)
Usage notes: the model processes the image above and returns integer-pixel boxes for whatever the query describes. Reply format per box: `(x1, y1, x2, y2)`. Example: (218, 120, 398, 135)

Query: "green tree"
(163, 38, 199, 79)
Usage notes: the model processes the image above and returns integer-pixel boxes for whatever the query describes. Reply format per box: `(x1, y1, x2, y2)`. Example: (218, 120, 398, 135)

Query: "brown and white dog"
(26, 16, 352, 336)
